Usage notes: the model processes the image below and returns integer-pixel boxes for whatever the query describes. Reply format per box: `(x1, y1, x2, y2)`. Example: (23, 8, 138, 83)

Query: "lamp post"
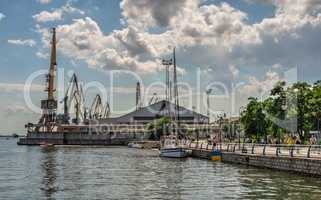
(219, 115, 223, 150)
(280, 94, 287, 144)
(206, 89, 213, 121)
(162, 58, 173, 103)
(162, 58, 173, 118)
(239, 106, 244, 149)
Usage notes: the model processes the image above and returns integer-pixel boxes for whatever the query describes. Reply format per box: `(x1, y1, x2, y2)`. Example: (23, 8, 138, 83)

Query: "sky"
(1, 0, 321, 134)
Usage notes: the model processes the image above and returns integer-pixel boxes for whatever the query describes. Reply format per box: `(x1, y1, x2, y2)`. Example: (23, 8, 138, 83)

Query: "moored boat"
(158, 48, 188, 158)
(159, 135, 188, 158)
(159, 147, 188, 158)
(39, 142, 55, 148)
(128, 142, 143, 149)
(209, 149, 222, 161)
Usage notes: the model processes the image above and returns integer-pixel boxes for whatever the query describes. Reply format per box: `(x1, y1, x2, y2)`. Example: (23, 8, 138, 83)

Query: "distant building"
(99, 100, 209, 124)
(218, 116, 241, 140)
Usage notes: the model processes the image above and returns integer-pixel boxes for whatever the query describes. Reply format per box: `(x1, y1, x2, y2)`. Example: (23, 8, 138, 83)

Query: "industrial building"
(100, 100, 209, 125)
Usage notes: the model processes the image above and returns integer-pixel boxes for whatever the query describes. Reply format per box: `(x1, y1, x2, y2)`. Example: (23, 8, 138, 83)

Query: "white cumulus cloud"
(0, 12, 5, 21)
(0, 82, 44, 92)
(36, 17, 165, 73)
(33, 2, 84, 23)
(120, 0, 197, 28)
(36, 1, 250, 75)
(8, 39, 36, 47)
(37, 0, 52, 4)
(4, 105, 29, 116)
(36, 51, 49, 59)
(35, 0, 321, 85)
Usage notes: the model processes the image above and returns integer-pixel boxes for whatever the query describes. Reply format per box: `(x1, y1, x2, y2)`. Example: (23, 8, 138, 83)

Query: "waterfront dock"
(17, 130, 148, 146)
(187, 142, 321, 177)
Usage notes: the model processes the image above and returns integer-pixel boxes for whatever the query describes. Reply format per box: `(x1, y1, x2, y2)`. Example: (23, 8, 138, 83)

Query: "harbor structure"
(38, 27, 58, 132)
(18, 28, 211, 145)
(100, 100, 208, 124)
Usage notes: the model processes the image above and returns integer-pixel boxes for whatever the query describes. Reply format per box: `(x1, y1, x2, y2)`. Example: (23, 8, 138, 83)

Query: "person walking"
(310, 135, 317, 145)
(295, 136, 301, 155)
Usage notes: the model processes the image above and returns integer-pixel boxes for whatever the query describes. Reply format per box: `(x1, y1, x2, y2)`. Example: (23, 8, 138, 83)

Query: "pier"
(17, 125, 149, 145)
(187, 142, 321, 176)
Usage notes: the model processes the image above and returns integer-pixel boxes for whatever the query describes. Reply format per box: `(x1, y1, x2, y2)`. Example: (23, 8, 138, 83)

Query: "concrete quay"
(221, 152, 321, 176)
(17, 132, 148, 145)
(188, 142, 321, 177)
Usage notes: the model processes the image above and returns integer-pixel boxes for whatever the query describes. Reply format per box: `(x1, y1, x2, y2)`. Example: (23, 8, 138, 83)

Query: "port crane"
(71, 90, 83, 124)
(149, 93, 159, 105)
(33, 28, 58, 132)
(89, 94, 103, 119)
(101, 102, 111, 119)
(61, 73, 86, 124)
(89, 94, 111, 120)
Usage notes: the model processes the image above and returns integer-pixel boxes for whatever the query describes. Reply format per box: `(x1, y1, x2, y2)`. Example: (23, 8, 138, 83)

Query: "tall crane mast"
(39, 27, 58, 131)
(48, 27, 56, 101)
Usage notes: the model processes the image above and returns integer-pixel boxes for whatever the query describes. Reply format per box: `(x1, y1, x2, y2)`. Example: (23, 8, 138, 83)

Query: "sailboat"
(159, 48, 188, 158)
(160, 135, 188, 158)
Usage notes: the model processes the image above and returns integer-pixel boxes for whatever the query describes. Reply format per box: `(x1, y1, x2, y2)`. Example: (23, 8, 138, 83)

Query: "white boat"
(159, 136, 188, 158)
(39, 142, 54, 148)
(128, 142, 143, 149)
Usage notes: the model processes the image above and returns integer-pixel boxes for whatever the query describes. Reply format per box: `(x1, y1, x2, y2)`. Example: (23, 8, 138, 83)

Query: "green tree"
(146, 117, 171, 140)
(269, 81, 287, 142)
(310, 81, 321, 136)
(240, 80, 321, 144)
(290, 82, 313, 142)
(240, 97, 268, 142)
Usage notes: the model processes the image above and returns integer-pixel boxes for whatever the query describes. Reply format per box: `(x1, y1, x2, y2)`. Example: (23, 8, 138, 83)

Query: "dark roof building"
(99, 100, 209, 124)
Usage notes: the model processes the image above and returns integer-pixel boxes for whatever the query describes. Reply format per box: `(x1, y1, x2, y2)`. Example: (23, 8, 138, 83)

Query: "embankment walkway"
(185, 142, 321, 176)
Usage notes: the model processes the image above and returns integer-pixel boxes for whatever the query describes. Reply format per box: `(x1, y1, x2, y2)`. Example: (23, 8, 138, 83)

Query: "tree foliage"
(146, 117, 171, 139)
(240, 80, 321, 143)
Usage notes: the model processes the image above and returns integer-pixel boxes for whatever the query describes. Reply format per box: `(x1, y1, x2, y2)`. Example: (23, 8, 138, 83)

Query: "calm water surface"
(0, 138, 321, 200)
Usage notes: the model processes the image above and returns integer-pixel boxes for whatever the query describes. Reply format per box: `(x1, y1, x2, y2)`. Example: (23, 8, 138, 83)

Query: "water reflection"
(1, 140, 321, 200)
(238, 167, 321, 199)
(162, 159, 184, 200)
(40, 147, 58, 200)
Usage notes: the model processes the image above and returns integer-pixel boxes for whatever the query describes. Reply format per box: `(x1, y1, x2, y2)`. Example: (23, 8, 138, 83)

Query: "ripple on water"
(0, 139, 321, 200)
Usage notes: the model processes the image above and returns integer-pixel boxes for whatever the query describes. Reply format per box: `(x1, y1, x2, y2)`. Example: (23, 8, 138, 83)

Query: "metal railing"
(184, 141, 321, 159)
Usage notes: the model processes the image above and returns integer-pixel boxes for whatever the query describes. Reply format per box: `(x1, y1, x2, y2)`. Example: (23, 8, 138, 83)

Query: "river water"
(0, 138, 321, 200)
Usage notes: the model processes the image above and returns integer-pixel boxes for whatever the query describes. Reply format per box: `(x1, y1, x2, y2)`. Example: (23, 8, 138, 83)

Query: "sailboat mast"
(173, 48, 180, 127)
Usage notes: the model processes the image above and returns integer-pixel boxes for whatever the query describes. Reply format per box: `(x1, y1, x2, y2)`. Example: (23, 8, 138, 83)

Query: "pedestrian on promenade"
(212, 136, 217, 150)
(295, 136, 301, 154)
(310, 135, 317, 145)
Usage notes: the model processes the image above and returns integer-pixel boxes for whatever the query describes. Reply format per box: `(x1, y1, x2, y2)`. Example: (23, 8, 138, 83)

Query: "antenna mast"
(162, 56, 173, 117)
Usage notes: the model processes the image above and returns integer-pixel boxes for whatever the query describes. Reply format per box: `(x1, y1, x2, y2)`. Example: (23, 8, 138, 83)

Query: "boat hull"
(128, 143, 143, 149)
(210, 150, 222, 161)
(159, 148, 188, 158)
